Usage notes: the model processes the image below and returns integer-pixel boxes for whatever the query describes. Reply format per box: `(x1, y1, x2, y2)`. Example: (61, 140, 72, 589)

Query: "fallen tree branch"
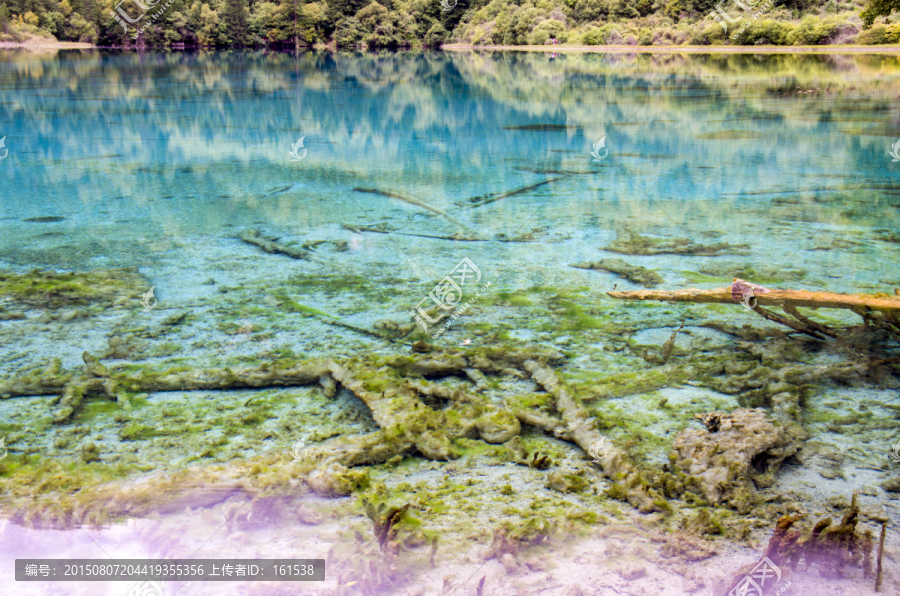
(607, 285, 900, 313)
(352, 188, 484, 238)
(608, 285, 900, 339)
(522, 360, 659, 513)
(239, 228, 311, 259)
(457, 178, 563, 209)
(342, 223, 485, 242)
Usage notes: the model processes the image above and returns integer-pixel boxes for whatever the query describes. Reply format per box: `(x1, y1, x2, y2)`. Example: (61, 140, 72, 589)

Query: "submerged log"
(0, 345, 664, 523)
(352, 188, 484, 238)
(239, 228, 311, 259)
(459, 177, 564, 209)
(608, 283, 900, 340)
(522, 360, 658, 513)
(608, 285, 900, 313)
(604, 229, 750, 257)
(342, 223, 485, 242)
(573, 258, 663, 287)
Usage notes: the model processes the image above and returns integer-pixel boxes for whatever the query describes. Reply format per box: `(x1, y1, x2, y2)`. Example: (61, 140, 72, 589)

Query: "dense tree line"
(0, 0, 467, 46)
(0, 0, 897, 47)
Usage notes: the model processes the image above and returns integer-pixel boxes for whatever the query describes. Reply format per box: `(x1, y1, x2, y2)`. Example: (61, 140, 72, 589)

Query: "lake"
(1, 49, 899, 596)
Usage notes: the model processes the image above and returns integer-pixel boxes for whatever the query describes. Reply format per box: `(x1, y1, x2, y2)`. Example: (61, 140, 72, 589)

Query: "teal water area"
(1, 51, 899, 282)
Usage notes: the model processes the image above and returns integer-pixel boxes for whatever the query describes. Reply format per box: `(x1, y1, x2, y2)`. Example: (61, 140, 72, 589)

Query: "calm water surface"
(1, 51, 899, 284)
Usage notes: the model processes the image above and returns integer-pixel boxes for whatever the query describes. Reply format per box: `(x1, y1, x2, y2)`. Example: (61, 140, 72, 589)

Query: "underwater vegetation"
(1, 263, 899, 594)
(573, 258, 664, 288)
(604, 229, 751, 257)
(0, 268, 147, 310)
(727, 493, 887, 591)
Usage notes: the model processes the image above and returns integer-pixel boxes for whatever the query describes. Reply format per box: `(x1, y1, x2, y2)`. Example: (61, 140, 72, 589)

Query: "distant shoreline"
(443, 43, 900, 54)
(0, 40, 94, 49)
(2, 40, 899, 54)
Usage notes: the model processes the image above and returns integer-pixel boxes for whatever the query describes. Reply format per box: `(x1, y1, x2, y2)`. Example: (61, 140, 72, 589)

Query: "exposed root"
(635, 321, 684, 365)
(342, 222, 485, 242)
(726, 493, 880, 592)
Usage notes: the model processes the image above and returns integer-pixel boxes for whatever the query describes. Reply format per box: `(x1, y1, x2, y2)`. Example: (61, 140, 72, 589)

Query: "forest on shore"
(1, 0, 900, 48)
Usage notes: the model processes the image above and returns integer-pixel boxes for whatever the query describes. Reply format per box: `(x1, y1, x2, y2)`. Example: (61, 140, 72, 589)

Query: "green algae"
(286, 273, 407, 299)
(680, 271, 727, 284)
(0, 268, 148, 309)
(497, 290, 533, 307)
(77, 399, 122, 422)
(545, 298, 608, 331)
(508, 392, 550, 409)
(583, 367, 685, 400)
(0, 455, 137, 497)
(274, 293, 332, 317)
(700, 265, 807, 285)
(118, 423, 163, 441)
(1, 296, 881, 558)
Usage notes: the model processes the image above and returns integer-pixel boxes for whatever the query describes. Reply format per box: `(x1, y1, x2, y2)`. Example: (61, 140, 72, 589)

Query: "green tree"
(664, 0, 681, 21)
(861, 0, 900, 28)
(248, 0, 276, 40)
(196, 2, 220, 45)
(221, 0, 247, 45)
(574, 0, 607, 23)
(424, 21, 447, 45)
(67, 12, 98, 42)
(301, 2, 328, 40)
(268, 0, 303, 44)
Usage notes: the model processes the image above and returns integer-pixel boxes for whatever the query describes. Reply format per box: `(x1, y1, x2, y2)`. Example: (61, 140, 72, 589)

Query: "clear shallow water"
(2, 51, 900, 284)
(1, 50, 900, 596)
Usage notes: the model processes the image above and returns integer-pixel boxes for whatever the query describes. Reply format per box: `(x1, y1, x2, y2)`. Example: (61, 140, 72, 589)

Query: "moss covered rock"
(672, 408, 805, 512)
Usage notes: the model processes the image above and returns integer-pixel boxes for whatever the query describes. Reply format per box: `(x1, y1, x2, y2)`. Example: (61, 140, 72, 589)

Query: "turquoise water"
(2, 51, 899, 284)
(2, 50, 900, 596)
